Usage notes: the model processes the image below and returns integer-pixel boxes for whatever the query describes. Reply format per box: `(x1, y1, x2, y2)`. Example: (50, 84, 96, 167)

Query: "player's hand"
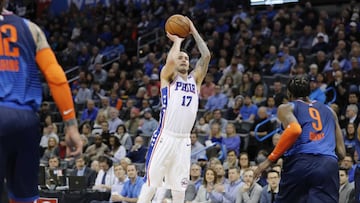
(166, 32, 184, 42)
(184, 16, 196, 34)
(65, 125, 83, 157)
(242, 183, 251, 192)
(254, 158, 272, 179)
(111, 194, 122, 201)
(214, 184, 225, 193)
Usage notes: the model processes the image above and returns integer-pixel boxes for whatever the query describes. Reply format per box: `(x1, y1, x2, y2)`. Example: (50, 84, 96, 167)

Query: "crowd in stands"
(9, 0, 360, 202)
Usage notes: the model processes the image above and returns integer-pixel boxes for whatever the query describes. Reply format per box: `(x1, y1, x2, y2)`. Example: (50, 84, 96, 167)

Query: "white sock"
(171, 190, 185, 203)
(138, 183, 156, 203)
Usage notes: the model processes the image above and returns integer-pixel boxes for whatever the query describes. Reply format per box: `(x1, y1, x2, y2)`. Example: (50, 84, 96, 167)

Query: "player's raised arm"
(29, 21, 82, 157)
(161, 33, 184, 83)
(186, 17, 211, 86)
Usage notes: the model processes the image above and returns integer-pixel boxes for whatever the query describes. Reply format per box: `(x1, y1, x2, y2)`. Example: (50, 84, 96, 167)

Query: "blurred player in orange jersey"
(0, 1, 82, 203)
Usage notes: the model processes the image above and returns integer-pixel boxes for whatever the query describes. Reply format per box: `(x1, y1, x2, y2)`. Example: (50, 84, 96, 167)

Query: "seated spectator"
(92, 63, 107, 85)
(90, 81, 106, 103)
(213, 163, 228, 185)
(125, 107, 141, 136)
(91, 160, 100, 174)
(309, 76, 326, 103)
(249, 107, 273, 159)
(252, 84, 267, 106)
(45, 156, 66, 188)
(93, 156, 116, 192)
(138, 108, 158, 137)
(226, 95, 244, 120)
(311, 32, 330, 54)
(238, 94, 258, 123)
(99, 121, 111, 146)
(127, 136, 147, 164)
(194, 117, 210, 135)
(236, 168, 262, 202)
(211, 167, 244, 202)
(81, 99, 99, 123)
(114, 124, 133, 152)
(265, 96, 277, 117)
(260, 170, 280, 203)
(84, 134, 109, 162)
(204, 85, 228, 111)
(271, 52, 292, 75)
(239, 152, 251, 178)
(200, 73, 216, 100)
(223, 123, 241, 156)
(223, 150, 239, 174)
(80, 122, 94, 146)
(70, 155, 97, 188)
(343, 123, 357, 156)
(112, 164, 144, 202)
(340, 155, 356, 183)
(108, 107, 124, 134)
(75, 81, 91, 105)
(189, 163, 203, 193)
(40, 137, 60, 165)
(119, 157, 132, 172)
(92, 110, 108, 135)
(109, 89, 123, 111)
(107, 135, 126, 164)
(209, 109, 228, 133)
(339, 167, 355, 203)
(90, 164, 128, 203)
(190, 132, 206, 164)
(206, 122, 225, 160)
(99, 96, 111, 118)
(193, 168, 220, 203)
(39, 123, 59, 151)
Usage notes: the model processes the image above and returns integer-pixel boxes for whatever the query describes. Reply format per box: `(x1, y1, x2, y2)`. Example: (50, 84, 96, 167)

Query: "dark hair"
(267, 169, 280, 177)
(98, 156, 113, 167)
(287, 75, 310, 98)
(116, 124, 127, 133)
(339, 167, 349, 175)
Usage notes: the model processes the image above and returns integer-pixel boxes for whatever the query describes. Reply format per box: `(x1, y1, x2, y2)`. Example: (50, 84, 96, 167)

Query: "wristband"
(64, 118, 78, 127)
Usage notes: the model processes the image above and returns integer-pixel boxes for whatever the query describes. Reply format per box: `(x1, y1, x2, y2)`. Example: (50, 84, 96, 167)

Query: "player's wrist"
(64, 118, 78, 127)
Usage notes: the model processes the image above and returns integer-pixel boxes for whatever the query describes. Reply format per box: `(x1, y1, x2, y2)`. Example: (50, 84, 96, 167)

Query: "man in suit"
(339, 167, 355, 203)
(71, 155, 96, 188)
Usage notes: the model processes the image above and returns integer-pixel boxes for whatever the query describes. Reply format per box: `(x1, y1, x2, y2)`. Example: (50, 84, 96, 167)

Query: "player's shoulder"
(278, 103, 294, 111)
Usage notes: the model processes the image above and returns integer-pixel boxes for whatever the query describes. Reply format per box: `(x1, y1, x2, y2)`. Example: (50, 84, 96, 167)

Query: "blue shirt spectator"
(205, 86, 228, 111)
(240, 96, 258, 122)
(271, 52, 292, 74)
(81, 100, 99, 123)
(120, 164, 144, 201)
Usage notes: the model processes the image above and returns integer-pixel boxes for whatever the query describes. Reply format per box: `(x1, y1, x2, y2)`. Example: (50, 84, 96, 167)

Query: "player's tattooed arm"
(186, 17, 210, 85)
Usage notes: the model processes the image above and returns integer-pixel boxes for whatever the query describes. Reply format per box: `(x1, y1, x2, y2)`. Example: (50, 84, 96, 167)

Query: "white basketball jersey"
(159, 74, 199, 134)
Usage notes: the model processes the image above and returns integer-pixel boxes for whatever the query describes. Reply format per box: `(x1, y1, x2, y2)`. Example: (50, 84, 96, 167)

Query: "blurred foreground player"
(255, 75, 345, 203)
(0, 2, 82, 203)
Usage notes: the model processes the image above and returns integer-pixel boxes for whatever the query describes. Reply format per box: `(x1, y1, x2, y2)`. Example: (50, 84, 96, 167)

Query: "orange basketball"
(165, 14, 190, 38)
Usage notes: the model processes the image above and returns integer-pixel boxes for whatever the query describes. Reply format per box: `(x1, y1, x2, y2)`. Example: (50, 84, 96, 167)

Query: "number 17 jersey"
(158, 74, 199, 134)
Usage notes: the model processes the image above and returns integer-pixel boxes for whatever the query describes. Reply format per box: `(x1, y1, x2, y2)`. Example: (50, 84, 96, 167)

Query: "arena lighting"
(250, 0, 299, 6)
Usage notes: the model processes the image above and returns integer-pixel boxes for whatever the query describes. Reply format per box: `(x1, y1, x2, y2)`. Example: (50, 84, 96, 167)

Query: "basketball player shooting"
(137, 16, 210, 203)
